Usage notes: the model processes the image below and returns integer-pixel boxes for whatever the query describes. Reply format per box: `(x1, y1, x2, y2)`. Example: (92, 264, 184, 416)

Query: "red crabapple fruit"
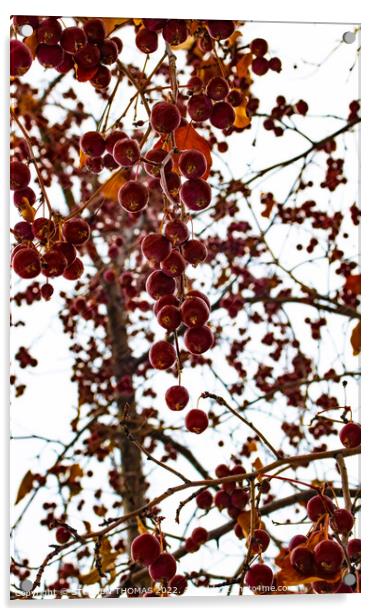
(313, 540, 344, 573)
(339, 422, 361, 448)
(80, 131, 105, 157)
(131, 533, 161, 566)
(290, 546, 315, 575)
(187, 94, 212, 122)
(180, 178, 211, 211)
(12, 248, 41, 279)
(62, 217, 90, 245)
(157, 304, 181, 330)
(146, 270, 176, 299)
(330, 509, 354, 534)
(185, 409, 209, 434)
(55, 526, 71, 544)
(118, 181, 148, 213)
(164, 220, 190, 245)
(184, 325, 214, 354)
(178, 149, 207, 179)
(149, 340, 176, 370)
(191, 527, 208, 545)
(181, 297, 209, 327)
(182, 239, 208, 265)
(10, 161, 31, 191)
(165, 385, 189, 410)
(306, 494, 335, 522)
(10, 40, 33, 77)
(206, 20, 235, 40)
(245, 563, 273, 591)
(150, 102, 181, 134)
(113, 138, 140, 167)
(148, 552, 177, 581)
(162, 20, 188, 46)
(195, 489, 213, 509)
(160, 250, 186, 277)
(141, 233, 172, 265)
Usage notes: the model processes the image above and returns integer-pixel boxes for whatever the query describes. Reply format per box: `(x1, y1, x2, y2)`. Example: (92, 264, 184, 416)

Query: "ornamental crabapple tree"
(10, 16, 361, 598)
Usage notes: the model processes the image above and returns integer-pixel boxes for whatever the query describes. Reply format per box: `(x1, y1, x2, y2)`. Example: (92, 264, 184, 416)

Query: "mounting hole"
(20, 25, 33, 37)
(343, 572, 356, 586)
(343, 31, 356, 44)
(20, 578, 33, 593)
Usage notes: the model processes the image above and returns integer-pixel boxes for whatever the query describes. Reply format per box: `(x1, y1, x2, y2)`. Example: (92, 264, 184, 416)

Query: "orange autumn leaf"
(102, 18, 128, 36)
(227, 30, 243, 47)
(345, 274, 361, 295)
(100, 170, 128, 201)
(236, 52, 253, 79)
(351, 321, 361, 356)
(275, 558, 343, 588)
(171, 36, 195, 51)
(252, 456, 263, 472)
(234, 98, 251, 129)
(261, 193, 276, 218)
(15, 470, 34, 505)
(237, 510, 251, 537)
(174, 124, 212, 179)
(19, 202, 36, 222)
(79, 150, 88, 168)
(23, 31, 38, 58)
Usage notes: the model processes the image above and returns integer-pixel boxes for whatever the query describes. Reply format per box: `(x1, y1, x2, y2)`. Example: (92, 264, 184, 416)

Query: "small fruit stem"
(336, 453, 352, 511)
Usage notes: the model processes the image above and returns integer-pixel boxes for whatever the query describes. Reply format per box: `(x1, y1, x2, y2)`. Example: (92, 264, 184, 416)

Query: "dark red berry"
(245, 563, 273, 591)
(195, 489, 213, 509)
(62, 217, 90, 245)
(74, 43, 101, 69)
(157, 304, 181, 330)
(105, 130, 127, 154)
(142, 19, 167, 32)
(10, 40, 33, 77)
(347, 538, 361, 561)
(226, 89, 243, 107)
(269, 57, 282, 72)
(118, 180, 148, 213)
(13, 221, 34, 241)
(146, 270, 176, 299)
(61, 27, 87, 54)
(290, 546, 315, 575)
(91, 65, 111, 89)
(339, 422, 361, 448)
(41, 250, 67, 277)
(165, 385, 189, 411)
(162, 20, 188, 46)
(37, 18, 62, 46)
(210, 101, 235, 129)
(186, 289, 210, 308)
(206, 77, 229, 101)
(136, 28, 158, 54)
(143, 148, 173, 177)
(250, 38, 268, 57)
(41, 282, 54, 300)
(80, 131, 105, 157)
(314, 540, 344, 573)
(181, 297, 209, 327)
(185, 409, 209, 434)
(12, 248, 41, 279)
(131, 533, 161, 566)
(10, 162, 31, 191)
(63, 258, 84, 280)
(191, 527, 208, 545)
(149, 341, 176, 370)
(36, 44, 64, 68)
(180, 178, 211, 211)
(252, 57, 269, 76)
(250, 529, 270, 553)
(141, 233, 172, 265)
(288, 534, 307, 551)
(150, 102, 181, 134)
(178, 149, 207, 179)
(182, 239, 207, 265)
(100, 39, 118, 65)
(113, 138, 140, 167)
(55, 526, 71, 544)
(184, 325, 214, 354)
(169, 574, 187, 595)
(164, 220, 189, 245)
(83, 19, 106, 43)
(207, 20, 235, 40)
(153, 294, 179, 316)
(32, 217, 55, 242)
(214, 489, 231, 510)
(330, 509, 354, 534)
(187, 94, 212, 122)
(160, 249, 186, 277)
(149, 552, 177, 581)
(306, 494, 335, 522)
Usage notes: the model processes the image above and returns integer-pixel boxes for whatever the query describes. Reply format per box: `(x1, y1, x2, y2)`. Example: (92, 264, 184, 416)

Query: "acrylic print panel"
(10, 16, 360, 599)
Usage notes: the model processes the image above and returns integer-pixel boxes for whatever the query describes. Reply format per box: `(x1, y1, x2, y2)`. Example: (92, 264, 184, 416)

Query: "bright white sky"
(10, 19, 360, 597)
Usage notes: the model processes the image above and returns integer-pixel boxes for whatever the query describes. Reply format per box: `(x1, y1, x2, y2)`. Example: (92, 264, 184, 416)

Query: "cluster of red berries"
(11, 17, 122, 88)
(263, 95, 309, 136)
(135, 18, 235, 55)
(249, 38, 282, 76)
(130, 532, 187, 595)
